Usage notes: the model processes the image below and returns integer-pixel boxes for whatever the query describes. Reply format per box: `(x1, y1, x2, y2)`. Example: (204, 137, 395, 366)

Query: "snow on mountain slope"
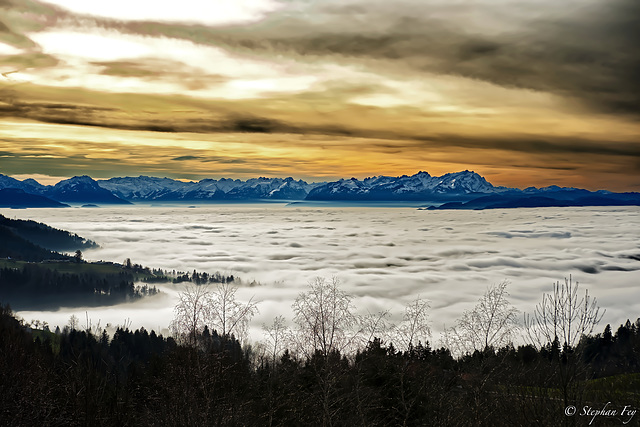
(0, 174, 46, 193)
(98, 176, 324, 201)
(47, 176, 131, 204)
(99, 176, 194, 200)
(307, 170, 497, 200)
(4, 171, 629, 205)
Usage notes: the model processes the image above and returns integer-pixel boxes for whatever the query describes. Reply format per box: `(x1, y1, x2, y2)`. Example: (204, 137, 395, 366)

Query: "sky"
(0, 0, 639, 190)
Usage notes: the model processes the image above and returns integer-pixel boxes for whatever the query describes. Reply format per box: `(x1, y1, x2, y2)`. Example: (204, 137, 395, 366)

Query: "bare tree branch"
(443, 280, 519, 356)
(391, 296, 431, 353)
(170, 283, 258, 345)
(524, 275, 604, 350)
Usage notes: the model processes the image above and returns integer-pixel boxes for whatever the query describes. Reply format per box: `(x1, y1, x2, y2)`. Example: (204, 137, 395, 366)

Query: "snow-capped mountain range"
(98, 176, 319, 201)
(0, 171, 638, 208)
(306, 170, 501, 201)
(0, 175, 129, 205)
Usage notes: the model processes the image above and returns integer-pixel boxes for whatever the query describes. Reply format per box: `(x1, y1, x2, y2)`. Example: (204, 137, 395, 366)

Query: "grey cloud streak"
(3, 0, 639, 115)
(2, 88, 638, 162)
(294, 0, 640, 115)
(102, 0, 640, 115)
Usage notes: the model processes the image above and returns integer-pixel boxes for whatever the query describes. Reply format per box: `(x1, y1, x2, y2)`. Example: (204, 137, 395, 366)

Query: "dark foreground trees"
(2, 299, 640, 426)
(0, 262, 159, 310)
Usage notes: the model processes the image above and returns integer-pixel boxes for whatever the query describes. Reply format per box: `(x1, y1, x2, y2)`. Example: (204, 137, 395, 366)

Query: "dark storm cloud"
(202, 158, 247, 164)
(172, 155, 247, 164)
(226, 116, 291, 133)
(0, 87, 360, 137)
(420, 134, 640, 160)
(216, 115, 355, 136)
(92, 60, 157, 78)
(106, 0, 638, 115)
(444, 2, 640, 115)
(91, 59, 229, 91)
(172, 155, 201, 161)
(0, 0, 65, 49)
(2, 86, 638, 166)
(5, 0, 638, 115)
(301, 2, 639, 114)
(0, 97, 123, 129)
(0, 52, 59, 70)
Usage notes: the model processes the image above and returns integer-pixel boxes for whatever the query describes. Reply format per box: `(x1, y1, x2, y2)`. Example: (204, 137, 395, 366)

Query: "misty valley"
(5, 204, 638, 335)
(2, 204, 640, 425)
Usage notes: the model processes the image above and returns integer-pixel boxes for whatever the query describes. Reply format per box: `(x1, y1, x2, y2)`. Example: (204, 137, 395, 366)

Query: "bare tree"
(262, 315, 289, 368)
(291, 277, 362, 426)
(170, 282, 258, 345)
(524, 275, 604, 350)
(523, 275, 605, 420)
(439, 281, 520, 424)
(209, 282, 258, 343)
(291, 276, 359, 358)
(359, 309, 391, 347)
(67, 314, 79, 331)
(443, 280, 519, 356)
(170, 284, 212, 345)
(391, 296, 431, 353)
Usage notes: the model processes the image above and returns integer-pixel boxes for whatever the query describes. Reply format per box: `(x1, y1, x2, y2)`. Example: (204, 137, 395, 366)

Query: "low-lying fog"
(5, 204, 640, 345)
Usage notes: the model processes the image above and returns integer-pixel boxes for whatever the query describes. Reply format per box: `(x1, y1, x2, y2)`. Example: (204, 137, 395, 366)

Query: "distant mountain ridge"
(0, 188, 69, 208)
(0, 213, 97, 261)
(0, 174, 130, 205)
(98, 176, 320, 201)
(0, 171, 639, 209)
(306, 170, 500, 201)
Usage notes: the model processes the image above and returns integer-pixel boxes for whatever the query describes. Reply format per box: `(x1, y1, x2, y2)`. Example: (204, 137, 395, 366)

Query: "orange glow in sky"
(0, 0, 638, 190)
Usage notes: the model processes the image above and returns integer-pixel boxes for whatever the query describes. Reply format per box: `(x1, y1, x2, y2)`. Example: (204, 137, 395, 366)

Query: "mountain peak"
(50, 175, 130, 204)
(56, 175, 97, 187)
(22, 178, 43, 187)
(307, 170, 496, 201)
(3, 171, 631, 206)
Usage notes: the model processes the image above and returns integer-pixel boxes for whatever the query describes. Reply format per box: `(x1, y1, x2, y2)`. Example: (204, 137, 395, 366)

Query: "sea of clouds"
(5, 204, 640, 346)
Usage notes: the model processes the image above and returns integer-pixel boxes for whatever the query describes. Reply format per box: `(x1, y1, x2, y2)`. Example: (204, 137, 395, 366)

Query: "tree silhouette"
(391, 296, 431, 353)
(444, 280, 519, 356)
(523, 275, 604, 421)
(170, 283, 257, 345)
(524, 275, 603, 350)
(170, 284, 212, 345)
(291, 277, 359, 358)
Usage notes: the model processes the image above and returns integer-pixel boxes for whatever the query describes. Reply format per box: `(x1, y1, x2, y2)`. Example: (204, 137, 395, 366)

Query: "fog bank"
(5, 205, 639, 344)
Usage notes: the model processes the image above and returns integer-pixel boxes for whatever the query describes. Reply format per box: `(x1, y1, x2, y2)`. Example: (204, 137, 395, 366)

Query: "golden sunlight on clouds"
(2, 118, 638, 190)
(0, 0, 638, 190)
(27, 28, 313, 98)
(10, 173, 71, 186)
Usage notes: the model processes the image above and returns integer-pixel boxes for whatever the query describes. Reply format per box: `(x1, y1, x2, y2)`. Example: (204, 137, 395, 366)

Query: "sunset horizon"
(1, 0, 639, 191)
(4, 166, 639, 193)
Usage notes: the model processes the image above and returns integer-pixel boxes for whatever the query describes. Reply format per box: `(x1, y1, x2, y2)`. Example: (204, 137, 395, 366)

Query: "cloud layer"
(7, 204, 640, 344)
(0, 0, 638, 190)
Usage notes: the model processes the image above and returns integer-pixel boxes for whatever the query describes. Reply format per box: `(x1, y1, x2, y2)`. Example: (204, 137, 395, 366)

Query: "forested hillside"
(1, 303, 639, 426)
(0, 226, 68, 262)
(0, 215, 160, 309)
(0, 214, 97, 253)
(0, 262, 159, 310)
